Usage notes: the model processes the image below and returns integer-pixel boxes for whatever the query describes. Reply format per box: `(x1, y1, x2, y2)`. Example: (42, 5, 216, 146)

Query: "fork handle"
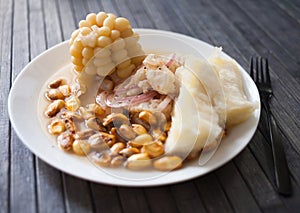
(262, 101, 292, 195)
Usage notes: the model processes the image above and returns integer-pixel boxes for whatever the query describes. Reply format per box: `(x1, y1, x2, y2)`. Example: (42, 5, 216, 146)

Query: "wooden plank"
(85, 0, 101, 13)
(51, 1, 96, 212)
(170, 182, 207, 212)
(57, 0, 76, 41)
(145, 0, 193, 36)
(140, 0, 172, 31)
(113, 0, 138, 27)
(70, 0, 87, 27)
(28, 0, 66, 212)
(247, 131, 300, 210)
(194, 173, 233, 212)
(225, 0, 300, 83)
(63, 175, 93, 213)
(0, 0, 13, 211)
(272, 0, 300, 24)
(118, 187, 150, 213)
(234, 148, 286, 212)
(43, 0, 62, 48)
(144, 186, 178, 212)
(233, 0, 300, 66)
(10, 0, 37, 212)
(122, 0, 154, 28)
(216, 162, 261, 212)
(90, 183, 122, 213)
(99, 0, 118, 17)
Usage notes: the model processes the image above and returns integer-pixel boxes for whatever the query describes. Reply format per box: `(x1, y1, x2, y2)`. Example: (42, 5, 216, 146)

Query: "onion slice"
(95, 91, 110, 109)
(166, 53, 176, 67)
(106, 90, 158, 108)
(157, 95, 172, 111)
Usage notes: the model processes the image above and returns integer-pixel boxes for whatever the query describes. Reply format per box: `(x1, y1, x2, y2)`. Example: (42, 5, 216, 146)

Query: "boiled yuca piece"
(164, 66, 223, 157)
(209, 55, 257, 127)
(184, 56, 226, 127)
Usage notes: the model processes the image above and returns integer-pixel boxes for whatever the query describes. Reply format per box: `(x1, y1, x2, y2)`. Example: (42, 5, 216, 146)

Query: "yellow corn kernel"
(72, 140, 91, 155)
(65, 96, 80, 111)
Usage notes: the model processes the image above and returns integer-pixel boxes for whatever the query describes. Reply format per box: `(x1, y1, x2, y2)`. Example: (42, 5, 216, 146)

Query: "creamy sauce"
(37, 64, 103, 144)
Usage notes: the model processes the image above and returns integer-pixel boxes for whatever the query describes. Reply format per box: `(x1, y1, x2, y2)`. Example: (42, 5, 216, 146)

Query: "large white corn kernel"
(116, 64, 135, 78)
(94, 48, 111, 58)
(86, 13, 97, 26)
(81, 32, 98, 47)
(107, 13, 117, 19)
(96, 63, 115, 76)
(70, 45, 82, 58)
(110, 30, 120, 40)
(82, 47, 94, 59)
(111, 38, 125, 51)
(97, 36, 112, 48)
(71, 56, 83, 66)
(79, 20, 90, 28)
(120, 28, 133, 38)
(71, 29, 80, 40)
(80, 27, 92, 35)
(128, 44, 142, 57)
(97, 26, 111, 37)
(84, 65, 97, 75)
(112, 49, 128, 63)
(93, 57, 112, 67)
(103, 16, 115, 29)
(96, 12, 108, 26)
(115, 17, 130, 32)
(116, 59, 131, 70)
(125, 36, 139, 48)
(74, 65, 84, 72)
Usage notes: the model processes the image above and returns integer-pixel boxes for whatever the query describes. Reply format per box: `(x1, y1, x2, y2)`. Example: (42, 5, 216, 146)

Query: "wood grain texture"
(216, 162, 261, 212)
(144, 186, 178, 213)
(10, 0, 37, 212)
(194, 173, 233, 212)
(170, 182, 206, 212)
(118, 187, 150, 213)
(90, 183, 122, 213)
(2, 0, 300, 212)
(28, 0, 66, 212)
(0, 0, 13, 211)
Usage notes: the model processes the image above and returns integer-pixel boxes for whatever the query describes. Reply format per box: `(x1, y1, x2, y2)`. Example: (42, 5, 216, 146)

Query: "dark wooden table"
(1, 0, 300, 212)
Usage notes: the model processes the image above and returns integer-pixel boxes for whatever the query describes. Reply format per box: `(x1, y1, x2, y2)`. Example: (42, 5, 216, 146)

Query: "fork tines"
(250, 57, 271, 86)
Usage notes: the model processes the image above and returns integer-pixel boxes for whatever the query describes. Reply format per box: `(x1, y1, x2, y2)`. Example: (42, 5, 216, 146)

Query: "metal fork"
(250, 57, 291, 195)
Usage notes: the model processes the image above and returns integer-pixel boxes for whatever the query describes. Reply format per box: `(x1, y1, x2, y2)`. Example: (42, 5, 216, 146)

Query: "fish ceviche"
(43, 12, 257, 171)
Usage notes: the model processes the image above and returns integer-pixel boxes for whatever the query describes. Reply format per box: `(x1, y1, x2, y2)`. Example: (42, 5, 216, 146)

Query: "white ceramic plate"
(8, 29, 260, 187)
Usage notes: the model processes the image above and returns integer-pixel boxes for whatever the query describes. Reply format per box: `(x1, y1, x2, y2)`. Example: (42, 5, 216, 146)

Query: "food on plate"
(42, 12, 257, 171)
(208, 52, 257, 127)
(69, 11, 143, 78)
